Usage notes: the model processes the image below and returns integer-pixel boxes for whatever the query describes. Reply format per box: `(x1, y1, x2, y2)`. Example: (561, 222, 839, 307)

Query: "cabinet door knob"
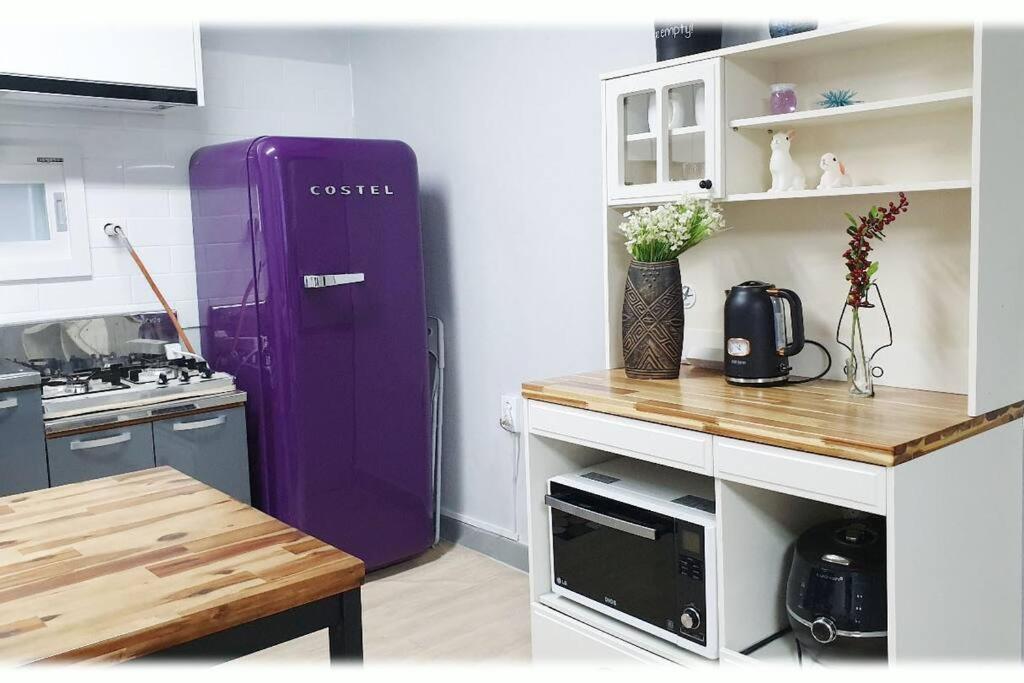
(698, 179, 713, 190)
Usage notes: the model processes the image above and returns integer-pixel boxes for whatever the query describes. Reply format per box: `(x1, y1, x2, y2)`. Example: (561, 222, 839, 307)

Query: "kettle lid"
(726, 280, 773, 295)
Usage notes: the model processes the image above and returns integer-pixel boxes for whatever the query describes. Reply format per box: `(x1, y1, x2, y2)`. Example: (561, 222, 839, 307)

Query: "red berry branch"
(843, 192, 910, 308)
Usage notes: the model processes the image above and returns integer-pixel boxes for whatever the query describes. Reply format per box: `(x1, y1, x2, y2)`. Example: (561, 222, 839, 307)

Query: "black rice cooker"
(785, 517, 887, 661)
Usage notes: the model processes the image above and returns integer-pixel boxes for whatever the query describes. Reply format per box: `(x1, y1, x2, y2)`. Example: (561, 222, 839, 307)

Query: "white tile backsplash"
(0, 39, 354, 339)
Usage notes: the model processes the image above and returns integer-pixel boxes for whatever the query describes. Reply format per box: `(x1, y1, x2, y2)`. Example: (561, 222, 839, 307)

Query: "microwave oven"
(545, 457, 718, 659)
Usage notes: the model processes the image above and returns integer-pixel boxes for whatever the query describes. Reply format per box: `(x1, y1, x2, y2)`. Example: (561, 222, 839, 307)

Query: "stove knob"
(811, 616, 838, 644)
(202, 367, 214, 379)
(157, 373, 169, 386)
(680, 607, 701, 631)
(179, 370, 190, 383)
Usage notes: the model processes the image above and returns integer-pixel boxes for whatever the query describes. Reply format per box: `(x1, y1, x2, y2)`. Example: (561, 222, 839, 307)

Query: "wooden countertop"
(0, 467, 364, 664)
(522, 367, 1024, 467)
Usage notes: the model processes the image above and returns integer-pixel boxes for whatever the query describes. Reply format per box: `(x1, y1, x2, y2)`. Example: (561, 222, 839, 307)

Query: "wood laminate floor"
(226, 542, 531, 664)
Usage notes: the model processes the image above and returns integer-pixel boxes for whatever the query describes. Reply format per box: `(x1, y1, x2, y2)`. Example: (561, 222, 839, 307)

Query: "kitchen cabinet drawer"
(531, 603, 670, 664)
(153, 407, 250, 503)
(47, 424, 155, 487)
(528, 401, 712, 475)
(713, 436, 887, 515)
(0, 388, 48, 496)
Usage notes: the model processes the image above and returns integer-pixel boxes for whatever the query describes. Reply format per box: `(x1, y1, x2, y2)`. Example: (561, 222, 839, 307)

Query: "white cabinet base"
(531, 602, 671, 665)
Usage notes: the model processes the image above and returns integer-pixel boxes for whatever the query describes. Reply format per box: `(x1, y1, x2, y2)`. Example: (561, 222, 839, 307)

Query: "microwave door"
(546, 486, 680, 632)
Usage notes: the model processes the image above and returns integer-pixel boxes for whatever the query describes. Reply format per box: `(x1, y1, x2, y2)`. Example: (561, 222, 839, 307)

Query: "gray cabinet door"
(153, 407, 250, 503)
(47, 424, 155, 487)
(0, 388, 48, 495)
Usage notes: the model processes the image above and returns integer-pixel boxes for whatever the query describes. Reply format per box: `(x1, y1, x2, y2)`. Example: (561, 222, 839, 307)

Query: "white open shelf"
(625, 125, 704, 144)
(671, 124, 704, 137)
(721, 636, 826, 668)
(601, 22, 958, 80)
(723, 179, 971, 203)
(729, 88, 973, 131)
(606, 179, 970, 208)
(537, 593, 712, 667)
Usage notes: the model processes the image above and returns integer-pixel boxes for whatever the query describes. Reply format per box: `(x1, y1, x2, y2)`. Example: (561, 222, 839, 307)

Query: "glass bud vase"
(846, 308, 874, 397)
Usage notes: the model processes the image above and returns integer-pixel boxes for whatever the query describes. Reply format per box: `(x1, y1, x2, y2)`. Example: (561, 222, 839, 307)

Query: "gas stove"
(36, 358, 237, 420)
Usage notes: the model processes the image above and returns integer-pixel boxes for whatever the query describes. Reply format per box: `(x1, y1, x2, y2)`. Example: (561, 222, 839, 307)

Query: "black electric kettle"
(723, 281, 805, 386)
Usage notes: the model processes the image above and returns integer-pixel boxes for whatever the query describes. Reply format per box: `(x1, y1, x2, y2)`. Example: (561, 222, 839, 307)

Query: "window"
(0, 149, 90, 282)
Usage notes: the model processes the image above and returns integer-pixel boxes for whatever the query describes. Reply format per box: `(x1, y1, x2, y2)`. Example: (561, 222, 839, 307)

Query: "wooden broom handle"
(125, 245, 196, 355)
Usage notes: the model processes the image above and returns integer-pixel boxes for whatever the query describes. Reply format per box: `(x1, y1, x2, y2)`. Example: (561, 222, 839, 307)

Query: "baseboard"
(439, 515, 529, 572)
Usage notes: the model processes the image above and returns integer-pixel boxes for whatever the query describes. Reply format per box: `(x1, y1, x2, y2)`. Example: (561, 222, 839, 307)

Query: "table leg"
(329, 588, 363, 663)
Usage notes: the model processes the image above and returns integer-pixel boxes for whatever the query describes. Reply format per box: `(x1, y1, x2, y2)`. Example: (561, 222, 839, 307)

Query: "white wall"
(347, 29, 653, 542)
(0, 26, 353, 347)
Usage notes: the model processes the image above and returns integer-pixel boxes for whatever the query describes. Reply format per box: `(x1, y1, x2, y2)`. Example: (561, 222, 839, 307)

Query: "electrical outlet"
(499, 393, 522, 433)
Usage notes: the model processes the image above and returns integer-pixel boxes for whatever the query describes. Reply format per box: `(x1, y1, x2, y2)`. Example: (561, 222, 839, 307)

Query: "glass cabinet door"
(605, 59, 720, 202)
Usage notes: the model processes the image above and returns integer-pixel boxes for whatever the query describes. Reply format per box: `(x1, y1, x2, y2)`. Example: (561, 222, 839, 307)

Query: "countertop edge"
(522, 386, 1024, 468)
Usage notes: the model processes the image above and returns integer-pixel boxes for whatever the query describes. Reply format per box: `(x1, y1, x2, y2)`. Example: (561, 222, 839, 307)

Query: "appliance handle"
(303, 273, 365, 289)
(769, 288, 805, 356)
(172, 415, 226, 432)
(0, 397, 18, 410)
(544, 493, 659, 540)
(69, 432, 131, 451)
(54, 192, 68, 233)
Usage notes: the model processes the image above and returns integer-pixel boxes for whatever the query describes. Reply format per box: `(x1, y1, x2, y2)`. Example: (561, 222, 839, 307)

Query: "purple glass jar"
(770, 83, 797, 114)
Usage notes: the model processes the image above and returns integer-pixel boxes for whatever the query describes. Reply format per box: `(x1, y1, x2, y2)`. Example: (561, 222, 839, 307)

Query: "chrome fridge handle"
(544, 494, 659, 540)
(303, 273, 365, 289)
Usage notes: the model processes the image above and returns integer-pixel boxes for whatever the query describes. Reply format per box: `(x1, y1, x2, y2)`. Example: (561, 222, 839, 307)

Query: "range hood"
(0, 74, 199, 112)
(0, 25, 203, 112)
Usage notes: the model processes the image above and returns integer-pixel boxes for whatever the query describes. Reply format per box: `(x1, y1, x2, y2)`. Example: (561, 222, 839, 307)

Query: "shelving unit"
(728, 88, 973, 131)
(526, 21, 1024, 668)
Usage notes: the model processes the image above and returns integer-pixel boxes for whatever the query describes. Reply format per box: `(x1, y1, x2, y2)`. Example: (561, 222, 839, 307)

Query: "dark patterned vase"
(622, 259, 684, 379)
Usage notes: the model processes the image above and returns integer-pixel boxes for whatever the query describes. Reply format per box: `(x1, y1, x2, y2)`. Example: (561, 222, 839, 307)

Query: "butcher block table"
(0, 467, 365, 664)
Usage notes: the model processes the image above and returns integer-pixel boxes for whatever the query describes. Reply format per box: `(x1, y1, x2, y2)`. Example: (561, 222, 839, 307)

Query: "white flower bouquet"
(619, 197, 726, 262)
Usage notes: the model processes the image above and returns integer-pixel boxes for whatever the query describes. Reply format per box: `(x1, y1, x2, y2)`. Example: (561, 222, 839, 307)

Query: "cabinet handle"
(172, 415, 226, 431)
(69, 432, 131, 451)
(0, 397, 18, 410)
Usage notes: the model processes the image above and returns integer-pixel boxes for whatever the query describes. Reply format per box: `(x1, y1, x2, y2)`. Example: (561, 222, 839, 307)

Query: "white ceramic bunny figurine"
(817, 153, 853, 190)
(768, 130, 806, 192)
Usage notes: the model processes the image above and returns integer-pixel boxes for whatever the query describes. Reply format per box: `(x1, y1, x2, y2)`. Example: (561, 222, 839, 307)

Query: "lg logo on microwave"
(309, 184, 395, 197)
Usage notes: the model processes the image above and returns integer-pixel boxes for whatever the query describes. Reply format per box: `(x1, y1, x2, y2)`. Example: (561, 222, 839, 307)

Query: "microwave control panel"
(675, 520, 707, 645)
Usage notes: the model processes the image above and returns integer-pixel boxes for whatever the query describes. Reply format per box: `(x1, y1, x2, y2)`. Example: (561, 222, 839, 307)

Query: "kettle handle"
(769, 288, 805, 356)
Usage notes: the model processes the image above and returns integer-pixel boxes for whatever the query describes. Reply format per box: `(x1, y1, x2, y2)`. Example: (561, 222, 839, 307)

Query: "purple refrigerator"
(189, 137, 433, 570)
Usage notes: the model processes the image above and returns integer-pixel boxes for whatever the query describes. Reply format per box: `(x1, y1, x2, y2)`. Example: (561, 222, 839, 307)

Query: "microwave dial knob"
(810, 616, 838, 644)
(680, 607, 701, 631)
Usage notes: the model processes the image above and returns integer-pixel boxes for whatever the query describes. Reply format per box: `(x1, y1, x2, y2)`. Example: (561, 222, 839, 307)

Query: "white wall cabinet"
(0, 25, 203, 109)
(600, 23, 1024, 417)
(604, 59, 721, 204)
